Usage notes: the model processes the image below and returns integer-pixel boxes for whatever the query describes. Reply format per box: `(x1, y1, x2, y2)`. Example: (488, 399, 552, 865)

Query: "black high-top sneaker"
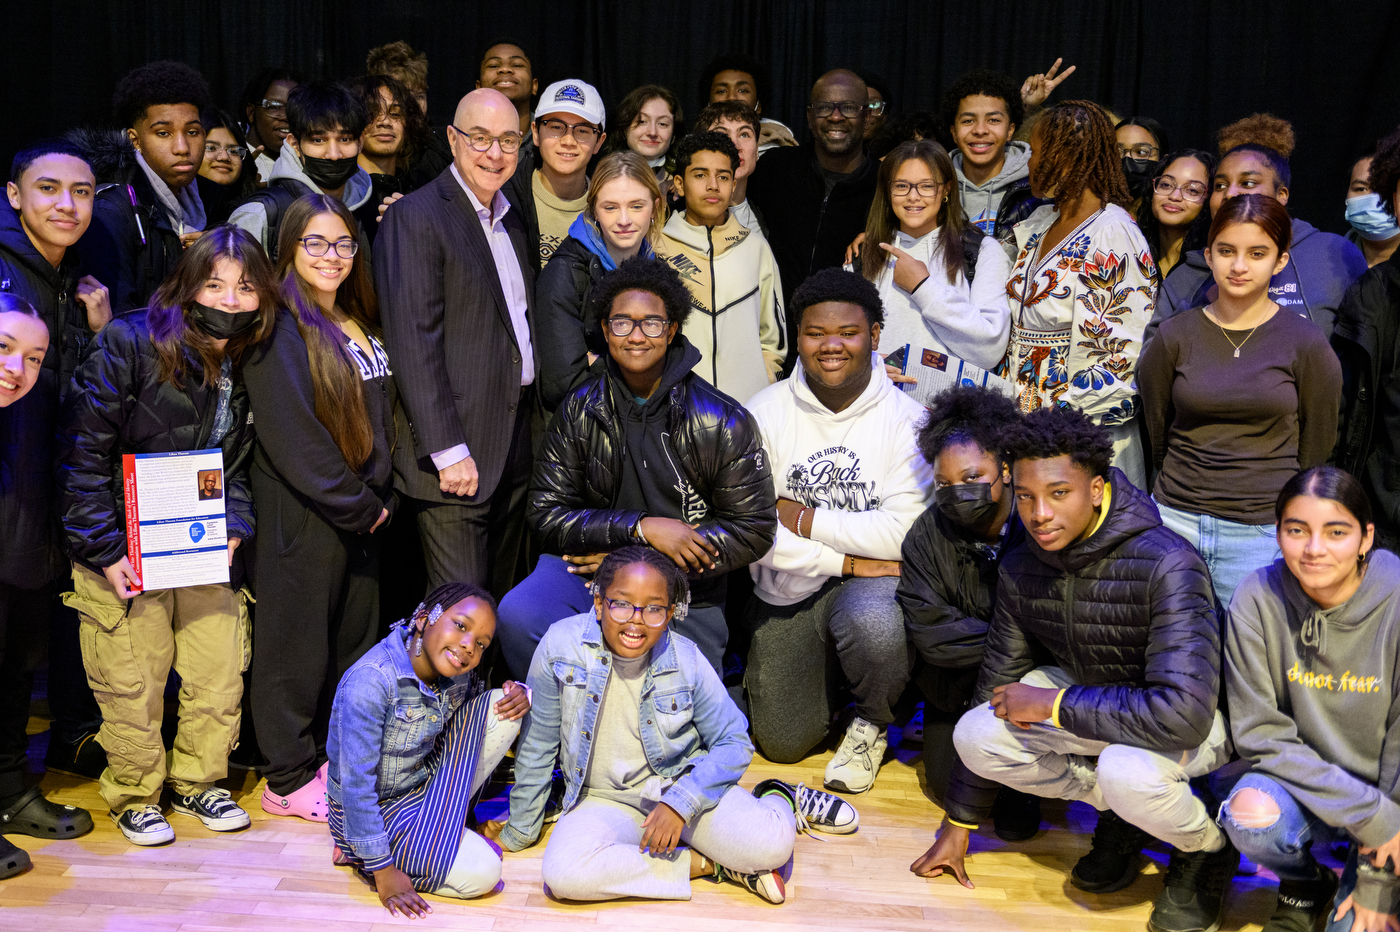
(1263, 862, 1338, 932)
(1148, 839, 1239, 932)
(1071, 809, 1151, 893)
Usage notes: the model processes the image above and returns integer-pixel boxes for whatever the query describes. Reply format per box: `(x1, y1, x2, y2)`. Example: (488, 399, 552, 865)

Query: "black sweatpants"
(0, 582, 52, 799)
(250, 470, 381, 797)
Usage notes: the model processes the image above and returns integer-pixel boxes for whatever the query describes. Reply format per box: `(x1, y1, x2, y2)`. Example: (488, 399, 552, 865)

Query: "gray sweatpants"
(745, 576, 911, 764)
(540, 786, 796, 901)
(953, 666, 1232, 852)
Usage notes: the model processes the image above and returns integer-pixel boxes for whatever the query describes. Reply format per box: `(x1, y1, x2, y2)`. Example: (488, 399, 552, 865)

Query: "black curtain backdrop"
(5, 1, 1400, 234)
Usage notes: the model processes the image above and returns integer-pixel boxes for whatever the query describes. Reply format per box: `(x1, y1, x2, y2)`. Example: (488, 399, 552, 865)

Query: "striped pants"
(330, 688, 519, 898)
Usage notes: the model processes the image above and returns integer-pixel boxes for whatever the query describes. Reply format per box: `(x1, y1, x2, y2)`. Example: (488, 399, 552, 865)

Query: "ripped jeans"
(1218, 771, 1340, 884)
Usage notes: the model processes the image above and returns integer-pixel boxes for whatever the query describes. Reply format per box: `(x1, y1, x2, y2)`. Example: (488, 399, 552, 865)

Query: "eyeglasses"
(298, 236, 359, 258)
(607, 316, 670, 338)
(603, 598, 670, 627)
(867, 100, 888, 115)
(890, 180, 943, 197)
(259, 99, 287, 114)
(1117, 143, 1160, 160)
(205, 142, 249, 159)
(1152, 176, 1209, 202)
(809, 101, 865, 119)
(450, 124, 524, 153)
(537, 118, 601, 144)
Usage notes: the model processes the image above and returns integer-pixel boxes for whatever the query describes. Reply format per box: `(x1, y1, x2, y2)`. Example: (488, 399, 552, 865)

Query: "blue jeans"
(1219, 772, 1338, 883)
(496, 554, 729, 681)
(1156, 501, 1278, 606)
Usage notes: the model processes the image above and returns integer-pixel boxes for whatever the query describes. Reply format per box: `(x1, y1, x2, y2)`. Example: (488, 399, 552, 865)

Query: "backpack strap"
(961, 226, 987, 282)
(243, 179, 311, 260)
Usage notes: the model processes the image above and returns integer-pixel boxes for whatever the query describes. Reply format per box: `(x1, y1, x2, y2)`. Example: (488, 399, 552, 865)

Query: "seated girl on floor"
(327, 583, 530, 918)
(490, 546, 858, 905)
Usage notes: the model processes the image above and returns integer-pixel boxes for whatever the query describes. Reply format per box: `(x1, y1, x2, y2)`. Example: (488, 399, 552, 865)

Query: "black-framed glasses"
(1153, 176, 1208, 202)
(809, 101, 865, 119)
(450, 124, 524, 154)
(536, 118, 601, 144)
(298, 236, 359, 259)
(603, 598, 670, 627)
(866, 100, 888, 115)
(607, 316, 670, 338)
(205, 142, 249, 159)
(259, 99, 287, 114)
(890, 180, 943, 197)
(1117, 143, 1160, 160)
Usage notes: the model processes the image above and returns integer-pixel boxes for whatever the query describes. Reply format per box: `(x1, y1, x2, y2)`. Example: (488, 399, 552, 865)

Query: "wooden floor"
(4, 718, 1288, 932)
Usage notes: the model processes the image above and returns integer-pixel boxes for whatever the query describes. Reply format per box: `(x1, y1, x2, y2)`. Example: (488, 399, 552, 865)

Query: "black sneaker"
(1147, 840, 1238, 932)
(0, 835, 31, 879)
(44, 730, 107, 780)
(992, 788, 1043, 842)
(109, 805, 175, 846)
(1263, 863, 1338, 932)
(753, 778, 859, 834)
(542, 771, 567, 824)
(1071, 809, 1150, 893)
(172, 788, 251, 832)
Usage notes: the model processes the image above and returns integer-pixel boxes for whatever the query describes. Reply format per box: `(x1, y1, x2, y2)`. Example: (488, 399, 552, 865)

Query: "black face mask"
(1122, 157, 1158, 199)
(935, 479, 1003, 530)
(302, 154, 360, 190)
(189, 302, 259, 340)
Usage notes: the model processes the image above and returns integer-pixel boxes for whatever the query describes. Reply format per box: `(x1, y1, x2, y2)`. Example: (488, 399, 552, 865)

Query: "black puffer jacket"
(56, 311, 256, 576)
(536, 234, 608, 414)
(943, 470, 1221, 826)
(898, 505, 1025, 670)
(0, 201, 91, 393)
(529, 336, 776, 575)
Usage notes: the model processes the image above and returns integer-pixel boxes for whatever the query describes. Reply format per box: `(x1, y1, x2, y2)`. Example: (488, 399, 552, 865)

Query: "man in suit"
(374, 88, 536, 597)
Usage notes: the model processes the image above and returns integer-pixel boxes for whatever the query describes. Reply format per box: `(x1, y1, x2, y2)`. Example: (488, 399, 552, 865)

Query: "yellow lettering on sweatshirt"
(1288, 662, 1384, 694)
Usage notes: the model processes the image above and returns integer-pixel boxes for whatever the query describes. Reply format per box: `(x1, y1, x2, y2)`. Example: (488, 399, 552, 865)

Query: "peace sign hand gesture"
(1021, 58, 1077, 112)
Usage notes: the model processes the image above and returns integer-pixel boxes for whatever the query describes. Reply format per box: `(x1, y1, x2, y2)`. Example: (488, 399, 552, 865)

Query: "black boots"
(1071, 809, 1150, 893)
(1147, 839, 1239, 932)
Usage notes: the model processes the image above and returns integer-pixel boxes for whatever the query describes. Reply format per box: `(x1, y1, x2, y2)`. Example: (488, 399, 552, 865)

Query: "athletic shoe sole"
(822, 776, 875, 795)
(108, 810, 175, 846)
(171, 801, 251, 832)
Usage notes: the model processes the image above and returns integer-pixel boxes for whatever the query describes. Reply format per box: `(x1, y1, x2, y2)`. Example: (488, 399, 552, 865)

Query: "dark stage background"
(5, 1, 1399, 234)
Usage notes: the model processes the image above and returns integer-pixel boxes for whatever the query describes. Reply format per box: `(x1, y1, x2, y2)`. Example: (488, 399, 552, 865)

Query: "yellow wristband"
(1050, 688, 1068, 729)
(947, 818, 979, 831)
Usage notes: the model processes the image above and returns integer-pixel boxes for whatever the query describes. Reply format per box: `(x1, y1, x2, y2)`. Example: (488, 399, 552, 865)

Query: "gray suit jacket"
(374, 166, 537, 503)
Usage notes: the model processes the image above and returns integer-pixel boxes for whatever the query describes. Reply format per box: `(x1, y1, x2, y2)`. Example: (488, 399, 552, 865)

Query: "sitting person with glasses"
(1115, 116, 1170, 211)
(506, 79, 608, 268)
(240, 68, 300, 183)
(197, 108, 255, 223)
(229, 81, 374, 261)
(1135, 149, 1217, 276)
(494, 547, 854, 905)
(495, 257, 776, 680)
(1146, 113, 1367, 342)
(242, 195, 398, 824)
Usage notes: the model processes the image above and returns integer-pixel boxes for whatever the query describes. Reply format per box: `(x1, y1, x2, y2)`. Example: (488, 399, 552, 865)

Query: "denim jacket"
(500, 611, 752, 851)
(326, 626, 487, 870)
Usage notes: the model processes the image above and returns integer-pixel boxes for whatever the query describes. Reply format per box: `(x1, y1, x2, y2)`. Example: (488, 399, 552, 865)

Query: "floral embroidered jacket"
(998, 203, 1159, 425)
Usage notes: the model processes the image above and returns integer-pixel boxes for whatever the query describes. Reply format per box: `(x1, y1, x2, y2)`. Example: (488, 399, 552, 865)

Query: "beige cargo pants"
(64, 564, 251, 813)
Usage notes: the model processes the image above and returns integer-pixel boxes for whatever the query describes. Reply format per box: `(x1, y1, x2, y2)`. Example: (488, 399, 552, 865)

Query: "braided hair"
(398, 581, 498, 633)
(591, 546, 690, 620)
(1031, 100, 1132, 209)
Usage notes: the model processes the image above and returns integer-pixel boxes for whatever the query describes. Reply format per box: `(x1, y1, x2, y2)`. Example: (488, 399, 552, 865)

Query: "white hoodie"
(748, 355, 933, 605)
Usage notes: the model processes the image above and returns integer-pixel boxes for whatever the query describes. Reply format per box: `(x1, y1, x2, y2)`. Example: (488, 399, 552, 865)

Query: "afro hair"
(1217, 113, 1295, 158)
(790, 267, 884, 328)
(589, 256, 694, 331)
(673, 130, 739, 175)
(1005, 405, 1113, 479)
(113, 61, 212, 129)
(1371, 125, 1400, 216)
(939, 69, 1025, 133)
(918, 385, 1022, 468)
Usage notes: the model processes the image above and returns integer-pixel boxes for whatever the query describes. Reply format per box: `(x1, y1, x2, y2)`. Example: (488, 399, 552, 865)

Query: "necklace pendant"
(1233, 348, 1240, 358)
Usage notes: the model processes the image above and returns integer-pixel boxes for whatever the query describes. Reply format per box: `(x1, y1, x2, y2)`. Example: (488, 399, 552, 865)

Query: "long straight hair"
(273, 194, 378, 469)
(862, 139, 969, 285)
(586, 150, 666, 247)
(147, 224, 279, 388)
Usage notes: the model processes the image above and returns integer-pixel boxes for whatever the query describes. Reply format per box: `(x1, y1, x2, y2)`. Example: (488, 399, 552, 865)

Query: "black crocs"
(0, 787, 94, 839)
(0, 835, 31, 879)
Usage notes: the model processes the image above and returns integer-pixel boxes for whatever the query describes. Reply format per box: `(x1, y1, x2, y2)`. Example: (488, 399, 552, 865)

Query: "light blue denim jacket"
(500, 611, 752, 851)
(326, 626, 486, 870)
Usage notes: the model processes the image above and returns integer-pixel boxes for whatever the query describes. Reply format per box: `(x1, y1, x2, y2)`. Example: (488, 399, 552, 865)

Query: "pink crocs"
(261, 773, 329, 822)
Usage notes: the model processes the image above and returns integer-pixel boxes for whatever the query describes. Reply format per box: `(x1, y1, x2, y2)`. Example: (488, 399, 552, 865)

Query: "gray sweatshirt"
(1226, 550, 1400, 913)
(952, 141, 1032, 236)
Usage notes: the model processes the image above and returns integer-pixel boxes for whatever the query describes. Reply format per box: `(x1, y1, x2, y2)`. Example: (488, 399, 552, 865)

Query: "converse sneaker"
(1147, 840, 1238, 932)
(1263, 863, 1338, 932)
(1071, 809, 1150, 893)
(823, 717, 887, 794)
(753, 778, 859, 835)
(172, 788, 251, 832)
(712, 862, 786, 904)
(110, 805, 175, 846)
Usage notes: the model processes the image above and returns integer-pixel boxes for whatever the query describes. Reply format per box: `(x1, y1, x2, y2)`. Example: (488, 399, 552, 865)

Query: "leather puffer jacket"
(944, 469, 1221, 826)
(529, 337, 777, 576)
(57, 311, 256, 575)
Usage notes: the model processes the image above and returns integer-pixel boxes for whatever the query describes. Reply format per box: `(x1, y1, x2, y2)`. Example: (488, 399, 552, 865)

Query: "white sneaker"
(110, 805, 175, 846)
(823, 717, 887, 794)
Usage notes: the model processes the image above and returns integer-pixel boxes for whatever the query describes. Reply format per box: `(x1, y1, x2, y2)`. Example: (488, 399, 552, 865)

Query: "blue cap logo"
(555, 84, 587, 105)
(189, 523, 206, 543)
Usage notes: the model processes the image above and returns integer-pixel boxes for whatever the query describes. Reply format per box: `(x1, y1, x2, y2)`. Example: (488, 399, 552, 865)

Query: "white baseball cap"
(536, 79, 606, 128)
